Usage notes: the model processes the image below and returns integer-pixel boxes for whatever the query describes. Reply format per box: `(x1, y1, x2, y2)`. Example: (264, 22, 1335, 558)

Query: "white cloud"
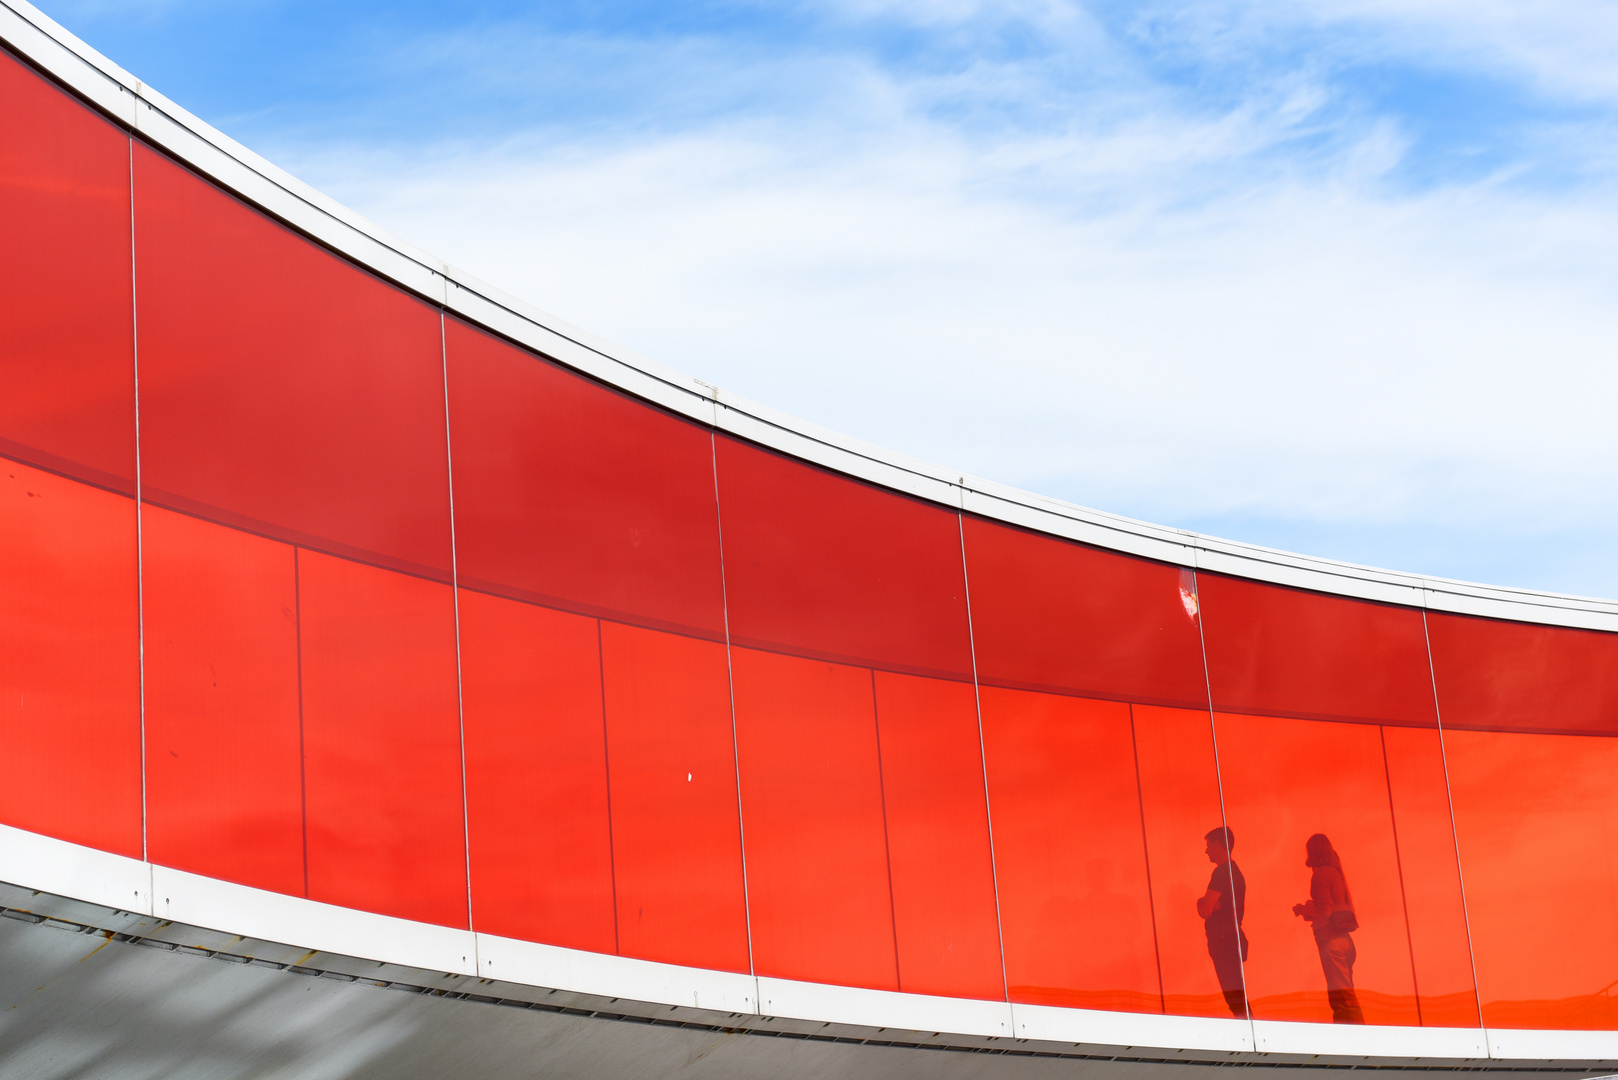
(1129, 0, 1618, 104)
(261, 3, 1618, 597)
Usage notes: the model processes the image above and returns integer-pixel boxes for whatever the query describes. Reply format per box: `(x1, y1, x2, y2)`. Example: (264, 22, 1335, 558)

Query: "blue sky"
(44, 0, 1618, 599)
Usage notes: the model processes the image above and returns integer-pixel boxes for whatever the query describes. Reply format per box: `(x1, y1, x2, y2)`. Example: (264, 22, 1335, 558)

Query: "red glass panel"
(298, 550, 466, 927)
(731, 647, 898, 990)
(0, 49, 135, 489)
(961, 516, 1206, 707)
(460, 588, 615, 951)
(980, 686, 1160, 1011)
(0, 463, 140, 856)
(1199, 574, 1436, 727)
(961, 513, 1217, 1015)
(0, 48, 141, 860)
(1213, 713, 1422, 1025)
(1441, 729, 1618, 1029)
(132, 144, 452, 578)
(873, 670, 1003, 1000)
(601, 621, 748, 971)
(714, 437, 972, 678)
(1382, 724, 1478, 1027)
(1131, 704, 1238, 1019)
(1431, 611, 1618, 1030)
(1201, 575, 1475, 1027)
(444, 318, 725, 637)
(1428, 612, 1618, 736)
(143, 506, 303, 894)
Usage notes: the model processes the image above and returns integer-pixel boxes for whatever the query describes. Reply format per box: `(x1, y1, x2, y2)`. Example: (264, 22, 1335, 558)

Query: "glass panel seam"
(868, 669, 904, 989)
(1192, 569, 1253, 1034)
(440, 309, 475, 933)
(1378, 724, 1424, 1025)
(294, 547, 309, 897)
(1422, 609, 1488, 1032)
(1128, 704, 1169, 1014)
(710, 431, 756, 979)
(956, 509, 1011, 1003)
(595, 618, 621, 955)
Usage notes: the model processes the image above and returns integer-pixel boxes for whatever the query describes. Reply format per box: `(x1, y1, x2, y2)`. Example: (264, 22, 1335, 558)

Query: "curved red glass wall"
(4, 45, 1618, 1034)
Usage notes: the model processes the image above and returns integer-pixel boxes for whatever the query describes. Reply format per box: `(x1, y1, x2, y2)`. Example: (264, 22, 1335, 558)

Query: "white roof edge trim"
(3, 0, 1617, 632)
(5, 821, 1615, 1063)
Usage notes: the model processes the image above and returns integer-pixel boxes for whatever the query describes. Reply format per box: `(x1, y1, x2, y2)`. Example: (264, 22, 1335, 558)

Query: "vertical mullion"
(128, 131, 148, 868)
(1191, 569, 1253, 1033)
(1422, 609, 1488, 1032)
(710, 430, 757, 981)
(956, 508, 1012, 1004)
(439, 307, 475, 934)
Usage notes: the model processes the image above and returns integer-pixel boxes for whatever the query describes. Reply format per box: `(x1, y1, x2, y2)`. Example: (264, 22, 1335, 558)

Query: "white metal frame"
(3, 0, 1618, 1064)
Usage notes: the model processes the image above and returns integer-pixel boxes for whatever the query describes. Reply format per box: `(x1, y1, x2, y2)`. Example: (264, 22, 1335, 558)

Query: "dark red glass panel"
(299, 550, 466, 926)
(460, 588, 615, 951)
(873, 670, 1004, 1000)
(1199, 574, 1437, 727)
(961, 516, 1206, 707)
(1132, 704, 1238, 1019)
(1428, 613, 1618, 736)
(132, 144, 452, 578)
(444, 318, 725, 637)
(0, 49, 135, 490)
(980, 687, 1160, 1011)
(1441, 728, 1618, 1029)
(714, 437, 972, 678)
(601, 621, 748, 971)
(143, 506, 303, 894)
(0, 463, 141, 856)
(731, 647, 898, 990)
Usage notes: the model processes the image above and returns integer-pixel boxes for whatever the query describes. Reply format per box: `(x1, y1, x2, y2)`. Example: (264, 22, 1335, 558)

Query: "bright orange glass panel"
(298, 550, 466, 927)
(731, 647, 898, 990)
(444, 318, 726, 638)
(0, 463, 140, 857)
(601, 622, 748, 972)
(961, 516, 1206, 708)
(1131, 704, 1237, 1018)
(133, 144, 452, 578)
(460, 589, 615, 952)
(1442, 728, 1618, 1029)
(873, 671, 1004, 1000)
(980, 686, 1160, 1011)
(0, 49, 135, 490)
(714, 437, 972, 678)
(142, 506, 303, 895)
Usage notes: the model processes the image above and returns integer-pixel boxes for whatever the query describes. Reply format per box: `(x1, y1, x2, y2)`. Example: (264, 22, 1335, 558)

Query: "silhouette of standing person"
(1196, 826, 1249, 1019)
(1292, 833, 1364, 1024)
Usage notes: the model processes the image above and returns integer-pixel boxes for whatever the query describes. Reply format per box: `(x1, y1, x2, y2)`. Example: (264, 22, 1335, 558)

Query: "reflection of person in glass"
(1196, 826, 1249, 1019)
(1292, 833, 1365, 1024)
